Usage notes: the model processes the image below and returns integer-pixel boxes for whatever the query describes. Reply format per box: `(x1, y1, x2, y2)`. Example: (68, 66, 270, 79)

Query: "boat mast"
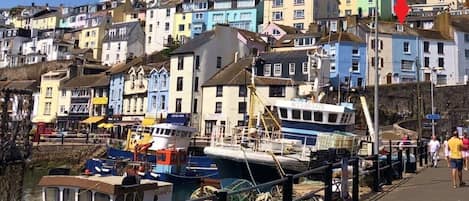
(248, 57, 257, 129)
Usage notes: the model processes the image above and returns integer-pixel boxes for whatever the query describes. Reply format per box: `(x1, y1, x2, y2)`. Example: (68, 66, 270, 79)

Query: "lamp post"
(423, 66, 443, 137)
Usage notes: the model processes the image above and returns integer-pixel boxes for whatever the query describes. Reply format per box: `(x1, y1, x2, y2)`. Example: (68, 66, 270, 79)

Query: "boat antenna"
(373, 0, 380, 180)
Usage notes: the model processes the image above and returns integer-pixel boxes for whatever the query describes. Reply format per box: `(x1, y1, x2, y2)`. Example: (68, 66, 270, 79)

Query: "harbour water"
(1, 164, 197, 201)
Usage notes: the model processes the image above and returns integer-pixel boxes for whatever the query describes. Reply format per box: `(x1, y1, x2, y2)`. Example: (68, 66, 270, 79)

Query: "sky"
(1, 0, 100, 8)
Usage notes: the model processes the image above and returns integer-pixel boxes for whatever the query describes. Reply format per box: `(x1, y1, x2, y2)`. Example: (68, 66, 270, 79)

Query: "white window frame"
(403, 41, 410, 54)
(272, 11, 283, 21)
(302, 62, 308, 74)
(264, 64, 272, 76)
(294, 10, 305, 19)
(352, 60, 359, 72)
(273, 63, 282, 76)
(289, 63, 295, 75)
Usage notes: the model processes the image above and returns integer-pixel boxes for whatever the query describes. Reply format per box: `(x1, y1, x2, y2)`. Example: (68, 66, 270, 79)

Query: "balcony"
(163, 36, 177, 48)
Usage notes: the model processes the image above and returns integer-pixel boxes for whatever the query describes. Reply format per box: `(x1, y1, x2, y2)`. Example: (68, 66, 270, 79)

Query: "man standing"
(448, 131, 465, 188)
(428, 135, 440, 168)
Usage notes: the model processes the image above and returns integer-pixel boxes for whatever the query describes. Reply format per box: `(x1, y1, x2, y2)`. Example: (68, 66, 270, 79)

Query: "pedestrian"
(463, 132, 469, 171)
(444, 135, 451, 168)
(428, 135, 440, 168)
(448, 131, 465, 188)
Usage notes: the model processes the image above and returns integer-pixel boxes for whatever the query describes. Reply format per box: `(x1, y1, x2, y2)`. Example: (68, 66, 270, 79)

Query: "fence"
(188, 141, 428, 201)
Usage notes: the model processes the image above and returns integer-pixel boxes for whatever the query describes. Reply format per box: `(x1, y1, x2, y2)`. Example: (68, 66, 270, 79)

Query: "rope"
(240, 147, 260, 193)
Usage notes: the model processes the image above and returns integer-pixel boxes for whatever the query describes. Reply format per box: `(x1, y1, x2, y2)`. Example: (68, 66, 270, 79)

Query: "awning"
(81, 116, 104, 124)
(142, 118, 156, 126)
(98, 123, 114, 129)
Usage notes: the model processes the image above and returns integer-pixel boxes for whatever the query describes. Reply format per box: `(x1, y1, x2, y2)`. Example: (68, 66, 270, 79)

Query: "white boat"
(38, 175, 173, 201)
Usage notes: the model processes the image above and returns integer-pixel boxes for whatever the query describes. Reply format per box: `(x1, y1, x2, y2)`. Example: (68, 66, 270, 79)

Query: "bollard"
(324, 163, 333, 201)
(352, 158, 359, 201)
(61, 133, 64, 145)
(282, 174, 293, 201)
(398, 150, 403, 179)
(418, 140, 423, 167)
(386, 152, 393, 185)
(216, 190, 228, 201)
(372, 155, 380, 192)
(424, 144, 428, 165)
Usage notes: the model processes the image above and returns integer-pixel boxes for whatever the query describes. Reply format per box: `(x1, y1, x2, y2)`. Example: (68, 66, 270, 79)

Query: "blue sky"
(1, 0, 99, 8)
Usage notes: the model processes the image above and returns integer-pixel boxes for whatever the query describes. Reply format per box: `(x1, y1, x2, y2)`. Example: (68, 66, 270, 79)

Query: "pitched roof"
(203, 57, 296, 87)
(237, 29, 267, 45)
(273, 33, 322, 48)
(0, 80, 37, 91)
(274, 23, 300, 34)
(61, 74, 107, 89)
(415, 29, 452, 41)
(159, 0, 183, 8)
(89, 74, 110, 87)
(107, 51, 169, 75)
(358, 20, 418, 36)
(171, 30, 215, 55)
(451, 15, 469, 33)
(318, 32, 365, 44)
(146, 60, 170, 74)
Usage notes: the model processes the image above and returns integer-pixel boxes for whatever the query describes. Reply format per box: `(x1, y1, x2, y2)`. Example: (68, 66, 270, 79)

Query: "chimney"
(32, 2, 35, 7)
(434, 12, 451, 39)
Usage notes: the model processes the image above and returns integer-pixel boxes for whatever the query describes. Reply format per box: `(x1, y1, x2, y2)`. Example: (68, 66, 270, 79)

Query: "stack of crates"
(315, 131, 358, 153)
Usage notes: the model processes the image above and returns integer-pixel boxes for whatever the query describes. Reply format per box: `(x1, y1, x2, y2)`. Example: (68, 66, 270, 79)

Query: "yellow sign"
(92, 97, 108, 105)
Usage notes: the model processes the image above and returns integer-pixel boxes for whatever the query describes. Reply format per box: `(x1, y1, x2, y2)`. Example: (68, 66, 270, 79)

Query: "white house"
(101, 21, 145, 66)
(0, 28, 30, 68)
(168, 24, 267, 132)
(200, 57, 297, 136)
(145, 0, 177, 54)
(22, 37, 73, 65)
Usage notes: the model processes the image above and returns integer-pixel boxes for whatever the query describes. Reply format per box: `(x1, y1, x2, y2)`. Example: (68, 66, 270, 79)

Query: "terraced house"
(101, 21, 145, 66)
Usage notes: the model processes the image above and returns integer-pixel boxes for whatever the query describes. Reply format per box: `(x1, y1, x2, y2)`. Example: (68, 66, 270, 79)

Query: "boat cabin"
(38, 175, 173, 201)
(154, 149, 188, 174)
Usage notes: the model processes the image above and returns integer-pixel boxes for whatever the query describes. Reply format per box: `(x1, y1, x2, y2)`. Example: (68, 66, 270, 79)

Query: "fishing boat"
(38, 175, 173, 201)
(204, 52, 360, 183)
(86, 117, 218, 184)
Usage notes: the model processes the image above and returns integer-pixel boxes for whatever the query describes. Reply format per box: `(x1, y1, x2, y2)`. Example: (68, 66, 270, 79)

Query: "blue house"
(391, 33, 419, 83)
(146, 61, 170, 119)
(206, 0, 263, 32)
(191, 11, 209, 38)
(321, 32, 367, 88)
(108, 73, 125, 116)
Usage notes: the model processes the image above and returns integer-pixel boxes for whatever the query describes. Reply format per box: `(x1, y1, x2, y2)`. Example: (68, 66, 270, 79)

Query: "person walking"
(448, 131, 465, 188)
(463, 132, 469, 170)
(428, 135, 440, 168)
(443, 135, 450, 168)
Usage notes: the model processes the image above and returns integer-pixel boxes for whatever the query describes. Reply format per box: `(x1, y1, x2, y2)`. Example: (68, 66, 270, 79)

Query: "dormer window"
(396, 24, 404, 32)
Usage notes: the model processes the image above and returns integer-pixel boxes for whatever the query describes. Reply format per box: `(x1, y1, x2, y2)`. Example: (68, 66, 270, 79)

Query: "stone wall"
(30, 144, 106, 170)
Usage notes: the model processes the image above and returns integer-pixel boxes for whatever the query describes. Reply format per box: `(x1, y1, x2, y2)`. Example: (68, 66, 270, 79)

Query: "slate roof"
(203, 57, 296, 87)
(0, 80, 37, 91)
(171, 30, 215, 55)
(61, 74, 108, 89)
(274, 23, 300, 34)
(273, 33, 322, 48)
(107, 51, 169, 75)
(415, 29, 452, 41)
(358, 20, 419, 36)
(318, 32, 365, 44)
(158, 0, 183, 8)
(89, 74, 110, 87)
(237, 29, 267, 45)
(451, 15, 469, 33)
(259, 50, 308, 61)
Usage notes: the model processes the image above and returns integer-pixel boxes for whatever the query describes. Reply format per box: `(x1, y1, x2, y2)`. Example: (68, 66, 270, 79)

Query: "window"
(216, 85, 223, 97)
(438, 57, 444, 68)
(465, 49, 469, 58)
(240, 13, 251, 20)
(294, 10, 304, 19)
(328, 113, 338, 123)
(273, 0, 283, 7)
(175, 98, 182, 112)
(45, 87, 53, 97)
(178, 56, 184, 70)
(303, 111, 312, 121)
(424, 57, 430, 67)
(149, 24, 153, 32)
(215, 102, 222, 113)
(423, 41, 429, 53)
(60, 105, 65, 113)
(63, 188, 75, 201)
(272, 29, 281, 36)
(465, 34, 469, 42)
(166, 8, 171, 17)
(272, 12, 283, 21)
(302, 62, 308, 74)
(192, 55, 200, 70)
(352, 48, 359, 55)
(239, 85, 247, 97)
(150, 10, 154, 18)
(165, 22, 170, 31)
(44, 102, 51, 115)
(238, 102, 246, 114)
(116, 54, 120, 61)
(78, 189, 92, 201)
(195, 13, 204, 19)
(216, 57, 222, 68)
(264, 64, 271, 76)
(193, 99, 198, 114)
(273, 63, 282, 76)
(401, 60, 413, 71)
(314, 112, 323, 122)
(160, 95, 166, 110)
(293, 23, 304, 30)
(294, 0, 305, 5)
(105, 54, 109, 61)
(345, 10, 352, 16)
(61, 90, 66, 97)
(148, 36, 152, 44)
(177, 77, 183, 91)
(437, 42, 444, 54)
(106, 42, 110, 50)
(330, 61, 336, 71)
(289, 63, 295, 75)
(351, 60, 359, 72)
(117, 42, 121, 50)
(179, 24, 185, 31)
(194, 77, 199, 92)
(291, 109, 300, 119)
(279, 108, 287, 118)
(269, 86, 285, 97)
(403, 42, 410, 53)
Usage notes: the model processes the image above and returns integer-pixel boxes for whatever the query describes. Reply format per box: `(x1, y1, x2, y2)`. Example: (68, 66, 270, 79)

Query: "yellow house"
(173, 12, 192, 42)
(79, 25, 106, 60)
(263, 0, 314, 31)
(109, 0, 134, 23)
(339, 0, 359, 17)
(11, 16, 26, 28)
(33, 69, 70, 125)
(32, 11, 60, 30)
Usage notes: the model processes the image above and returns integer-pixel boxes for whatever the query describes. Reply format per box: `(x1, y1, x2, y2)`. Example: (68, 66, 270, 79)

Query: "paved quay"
(374, 161, 469, 201)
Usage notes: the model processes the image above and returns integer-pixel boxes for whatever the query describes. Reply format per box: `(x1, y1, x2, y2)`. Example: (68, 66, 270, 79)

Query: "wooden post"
(398, 150, 403, 179)
(372, 155, 380, 192)
(352, 158, 359, 201)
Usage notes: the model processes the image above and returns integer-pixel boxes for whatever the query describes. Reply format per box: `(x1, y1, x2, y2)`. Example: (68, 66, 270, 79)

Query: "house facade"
(168, 25, 267, 132)
(146, 61, 170, 120)
(122, 65, 150, 122)
(206, 0, 262, 33)
(0, 28, 31, 68)
(257, 50, 310, 81)
(201, 57, 297, 136)
(101, 21, 145, 66)
(145, 2, 177, 54)
(339, 0, 392, 20)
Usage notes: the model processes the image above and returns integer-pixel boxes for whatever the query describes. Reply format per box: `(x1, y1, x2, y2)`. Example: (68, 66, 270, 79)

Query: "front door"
(205, 120, 217, 136)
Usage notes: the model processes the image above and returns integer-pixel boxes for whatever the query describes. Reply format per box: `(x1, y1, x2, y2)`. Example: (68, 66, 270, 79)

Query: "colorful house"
(173, 12, 193, 43)
(101, 21, 145, 66)
(339, 0, 392, 20)
(145, 0, 178, 54)
(79, 25, 107, 60)
(31, 11, 61, 30)
(122, 65, 150, 123)
(146, 61, 170, 121)
(321, 32, 368, 88)
(206, 0, 262, 33)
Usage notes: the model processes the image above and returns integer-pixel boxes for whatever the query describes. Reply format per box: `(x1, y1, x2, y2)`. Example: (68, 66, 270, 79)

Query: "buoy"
(85, 169, 91, 175)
